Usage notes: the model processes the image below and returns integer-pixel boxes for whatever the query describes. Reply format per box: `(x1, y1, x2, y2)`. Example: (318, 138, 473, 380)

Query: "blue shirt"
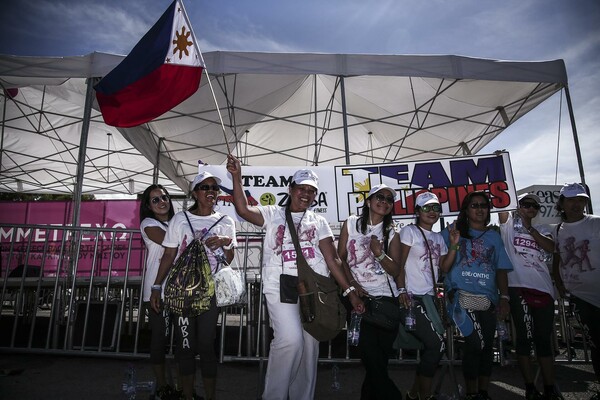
(442, 227, 513, 305)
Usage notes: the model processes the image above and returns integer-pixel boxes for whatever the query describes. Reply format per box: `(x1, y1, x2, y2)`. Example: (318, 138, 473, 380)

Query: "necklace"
(470, 228, 488, 257)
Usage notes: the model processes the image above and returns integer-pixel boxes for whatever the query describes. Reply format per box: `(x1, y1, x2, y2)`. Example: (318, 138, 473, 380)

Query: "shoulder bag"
(415, 224, 450, 333)
(285, 208, 346, 342)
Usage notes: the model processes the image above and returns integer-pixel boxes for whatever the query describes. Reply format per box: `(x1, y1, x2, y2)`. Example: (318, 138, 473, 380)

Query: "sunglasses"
(374, 193, 395, 204)
(150, 194, 169, 205)
(469, 202, 490, 209)
(420, 204, 442, 213)
(520, 202, 541, 210)
(195, 184, 220, 191)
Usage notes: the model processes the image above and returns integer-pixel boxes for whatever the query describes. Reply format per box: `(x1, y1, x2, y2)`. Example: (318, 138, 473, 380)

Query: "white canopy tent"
(1, 51, 582, 200)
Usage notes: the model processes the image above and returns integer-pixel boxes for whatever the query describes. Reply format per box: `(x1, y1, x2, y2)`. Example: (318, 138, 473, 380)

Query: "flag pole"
(179, 0, 231, 155)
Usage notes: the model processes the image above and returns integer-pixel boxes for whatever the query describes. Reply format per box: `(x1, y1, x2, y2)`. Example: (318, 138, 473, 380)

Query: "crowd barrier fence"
(1, 223, 592, 381)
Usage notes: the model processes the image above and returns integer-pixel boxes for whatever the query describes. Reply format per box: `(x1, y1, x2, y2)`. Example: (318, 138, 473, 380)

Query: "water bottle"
(405, 292, 416, 331)
(122, 364, 137, 399)
(214, 246, 227, 264)
(331, 363, 341, 391)
(347, 310, 361, 346)
(496, 320, 508, 341)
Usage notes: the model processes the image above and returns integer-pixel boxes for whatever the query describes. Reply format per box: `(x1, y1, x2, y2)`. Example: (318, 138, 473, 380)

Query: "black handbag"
(285, 208, 346, 341)
(362, 295, 402, 330)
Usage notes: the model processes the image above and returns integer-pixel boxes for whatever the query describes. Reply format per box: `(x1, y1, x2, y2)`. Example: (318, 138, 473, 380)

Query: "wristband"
(342, 286, 356, 297)
(500, 294, 510, 301)
(398, 287, 408, 294)
(450, 244, 460, 251)
(375, 252, 386, 262)
(151, 284, 162, 291)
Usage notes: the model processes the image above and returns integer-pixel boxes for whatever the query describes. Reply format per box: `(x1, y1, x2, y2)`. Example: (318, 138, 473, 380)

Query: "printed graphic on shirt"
(420, 238, 442, 272)
(560, 236, 594, 273)
(458, 238, 495, 273)
(347, 236, 383, 282)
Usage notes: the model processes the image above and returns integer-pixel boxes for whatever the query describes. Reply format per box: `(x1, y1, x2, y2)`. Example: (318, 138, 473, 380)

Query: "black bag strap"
(415, 224, 439, 290)
(284, 207, 311, 276)
(184, 211, 225, 241)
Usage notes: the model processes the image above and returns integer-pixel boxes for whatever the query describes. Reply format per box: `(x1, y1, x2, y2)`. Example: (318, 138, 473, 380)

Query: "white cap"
(292, 169, 319, 189)
(367, 184, 398, 201)
(415, 191, 439, 207)
(560, 183, 589, 199)
(191, 171, 222, 191)
(517, 193, 541, 204)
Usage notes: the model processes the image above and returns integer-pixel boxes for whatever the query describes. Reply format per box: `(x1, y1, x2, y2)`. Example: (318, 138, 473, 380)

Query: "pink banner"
(0, 200, 145, 277)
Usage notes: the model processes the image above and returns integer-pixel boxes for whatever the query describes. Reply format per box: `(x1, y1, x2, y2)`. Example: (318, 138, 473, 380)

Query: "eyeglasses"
(150, 194, 169, 205)
(420, 204, 442, 213)
(520, 202, 541, 210)
(469, 202, 489, 209)
(374, 193, 395, 204)
(195, 184, 220, 191)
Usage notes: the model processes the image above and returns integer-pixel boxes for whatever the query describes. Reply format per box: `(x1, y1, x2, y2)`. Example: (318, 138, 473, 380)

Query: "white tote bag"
(213, 259, 246, 307)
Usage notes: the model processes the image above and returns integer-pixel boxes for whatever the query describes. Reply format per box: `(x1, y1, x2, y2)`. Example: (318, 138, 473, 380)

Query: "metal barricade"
(0, 223, 594, 375)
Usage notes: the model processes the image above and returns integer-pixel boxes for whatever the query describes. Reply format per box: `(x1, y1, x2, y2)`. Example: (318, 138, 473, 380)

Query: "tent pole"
(71, 78, 95, 227)
(564, 86, 592, 213)
(153, 137, 163, 184)
(340, 76, 350, 165)
(313, 75, 318, 165)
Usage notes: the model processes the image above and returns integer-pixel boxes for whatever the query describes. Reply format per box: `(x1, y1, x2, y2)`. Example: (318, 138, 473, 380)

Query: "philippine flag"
(95, 0, 204, 128)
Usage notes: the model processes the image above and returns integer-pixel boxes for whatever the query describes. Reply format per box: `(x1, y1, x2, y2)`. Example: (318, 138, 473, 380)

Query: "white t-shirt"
(162, 210, 237, 274)
(499, 213, 555, 298)
(399, 224, 448, 296)
(257, 205, 333, 294)
(140, 217, 168, 302)
(344, 215, 399, 297)
(554, 214, 600, 308)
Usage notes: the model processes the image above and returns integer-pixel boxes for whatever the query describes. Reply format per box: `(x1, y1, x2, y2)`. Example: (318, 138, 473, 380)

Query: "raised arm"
(226, 154, 264, 226)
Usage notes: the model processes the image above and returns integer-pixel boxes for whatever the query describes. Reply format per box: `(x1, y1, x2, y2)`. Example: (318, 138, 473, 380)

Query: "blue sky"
(1, 0, 599, 211)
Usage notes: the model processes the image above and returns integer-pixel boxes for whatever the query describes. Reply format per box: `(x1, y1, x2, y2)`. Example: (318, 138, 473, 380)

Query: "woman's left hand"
(205, 235, 230, 250)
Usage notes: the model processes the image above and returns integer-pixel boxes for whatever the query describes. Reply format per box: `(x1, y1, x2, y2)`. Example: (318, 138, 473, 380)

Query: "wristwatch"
(342, 286, 356, 297)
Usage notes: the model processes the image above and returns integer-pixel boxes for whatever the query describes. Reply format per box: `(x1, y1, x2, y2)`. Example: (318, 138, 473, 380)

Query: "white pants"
(262, 290, 319, 400)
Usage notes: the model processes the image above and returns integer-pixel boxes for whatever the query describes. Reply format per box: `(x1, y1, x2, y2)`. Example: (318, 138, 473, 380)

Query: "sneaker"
(155, 384, 177, 400)
(405, 391, 419, 400)
(526, 388, 543, 400)
(543, 393, 564, 400)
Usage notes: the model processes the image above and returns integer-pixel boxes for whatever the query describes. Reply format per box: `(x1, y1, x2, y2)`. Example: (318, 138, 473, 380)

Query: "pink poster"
(0, 200, 145, 277)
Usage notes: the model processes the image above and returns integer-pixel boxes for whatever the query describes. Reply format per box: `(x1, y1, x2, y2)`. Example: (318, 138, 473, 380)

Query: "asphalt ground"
(1, 353, 598, 400)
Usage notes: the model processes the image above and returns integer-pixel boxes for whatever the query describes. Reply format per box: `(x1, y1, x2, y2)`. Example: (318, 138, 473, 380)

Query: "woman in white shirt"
(139, 184, 176, 399)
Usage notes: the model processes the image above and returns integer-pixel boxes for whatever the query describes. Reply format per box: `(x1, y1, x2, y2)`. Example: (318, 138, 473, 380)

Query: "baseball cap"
(292, 169, 319, 189)
(415, 191, 439, 207)
(517, 193, 541, 204)
(367, 184, 398, 201)
(191, 171, 222, 191)
(560, 183, 589, 199)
